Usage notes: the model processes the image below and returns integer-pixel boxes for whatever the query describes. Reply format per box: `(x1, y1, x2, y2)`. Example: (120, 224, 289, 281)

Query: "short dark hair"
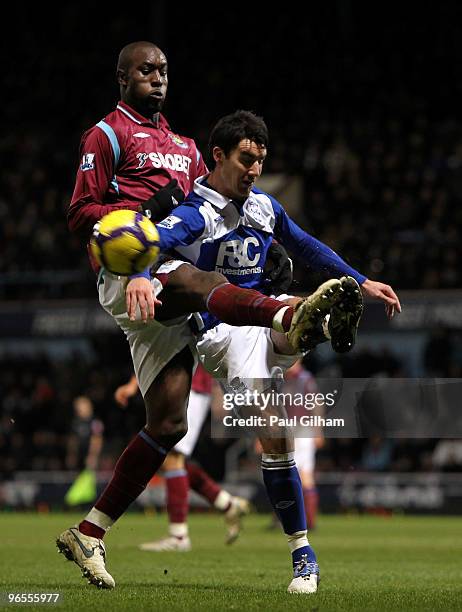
(208, 110, 268, 163)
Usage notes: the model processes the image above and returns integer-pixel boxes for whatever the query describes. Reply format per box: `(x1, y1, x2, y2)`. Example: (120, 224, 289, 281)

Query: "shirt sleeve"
(272, 197, 367, 284)
(129, 203, 206, 280)
(156, 204, 206, 251)
(68, 126, 140, 236)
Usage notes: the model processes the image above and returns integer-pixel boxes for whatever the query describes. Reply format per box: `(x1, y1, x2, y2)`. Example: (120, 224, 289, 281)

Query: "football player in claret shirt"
(66, 40, 332, 352)
(58, 42, 356, 592)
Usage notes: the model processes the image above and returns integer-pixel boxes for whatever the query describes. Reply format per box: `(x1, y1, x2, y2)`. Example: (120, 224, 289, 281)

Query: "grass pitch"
(0, 512, 461, 611)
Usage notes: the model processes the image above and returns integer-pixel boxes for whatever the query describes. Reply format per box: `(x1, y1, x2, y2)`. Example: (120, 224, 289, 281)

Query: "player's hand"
(361, 279, 402, 319)
(264, 242, 293, 295)
(114, 384, 134, 407)
(125, 277, 162, 323)
(140, 179, 185, 222)
(114, 385, 130, 408)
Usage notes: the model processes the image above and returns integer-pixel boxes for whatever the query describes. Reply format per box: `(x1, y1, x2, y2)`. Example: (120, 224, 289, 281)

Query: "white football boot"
(56, 527, 115, 589)
(224, 496, 250, 544)
(139, 535, 192, 552)
(287, 555, 320, 594)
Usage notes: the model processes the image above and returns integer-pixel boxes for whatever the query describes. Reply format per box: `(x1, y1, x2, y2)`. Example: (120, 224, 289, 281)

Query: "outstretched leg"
(156, 263, 296, 335)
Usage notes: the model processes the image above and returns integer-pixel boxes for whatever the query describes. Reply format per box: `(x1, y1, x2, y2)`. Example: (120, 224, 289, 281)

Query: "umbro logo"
(275, 500, 295, 509)
(134, 132, 150, 138)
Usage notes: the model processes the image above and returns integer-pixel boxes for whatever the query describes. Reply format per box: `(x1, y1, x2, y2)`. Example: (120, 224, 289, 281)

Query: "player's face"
(217, 139, 267, 200)
(121, 46, 168, 117)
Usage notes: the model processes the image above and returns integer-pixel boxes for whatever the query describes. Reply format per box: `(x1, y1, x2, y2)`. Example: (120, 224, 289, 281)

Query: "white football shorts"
(98, 260, 196, 397)
(196, 295, 301, 391)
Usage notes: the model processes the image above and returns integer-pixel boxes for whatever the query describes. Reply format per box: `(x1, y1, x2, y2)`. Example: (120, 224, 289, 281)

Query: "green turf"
(0, 512, 461, 611)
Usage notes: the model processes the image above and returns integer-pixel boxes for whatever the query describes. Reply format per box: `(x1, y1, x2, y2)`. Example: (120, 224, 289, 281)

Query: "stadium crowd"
(1, 6, 461, 298)
(2, 340, 461, 480)
(1, 6, 461, 500)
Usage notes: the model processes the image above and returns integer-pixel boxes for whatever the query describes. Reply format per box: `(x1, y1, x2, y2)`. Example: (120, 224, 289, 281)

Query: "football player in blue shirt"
(146, 110, 401, 593)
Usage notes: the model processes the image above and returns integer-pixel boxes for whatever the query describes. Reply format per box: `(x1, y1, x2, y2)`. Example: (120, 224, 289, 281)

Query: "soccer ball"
(90, 210, 160, 275)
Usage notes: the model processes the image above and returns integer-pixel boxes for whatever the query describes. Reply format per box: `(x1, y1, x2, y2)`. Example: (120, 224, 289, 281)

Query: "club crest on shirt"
(247, 201, 264, 223)
(168, 133, 189, 149)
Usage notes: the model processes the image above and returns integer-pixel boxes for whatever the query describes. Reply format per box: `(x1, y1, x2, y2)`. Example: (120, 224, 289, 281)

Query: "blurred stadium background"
(2, 3, 462, 522)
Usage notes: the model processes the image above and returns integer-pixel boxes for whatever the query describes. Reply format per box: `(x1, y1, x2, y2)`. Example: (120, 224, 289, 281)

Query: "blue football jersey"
(156, 177, 366, 330)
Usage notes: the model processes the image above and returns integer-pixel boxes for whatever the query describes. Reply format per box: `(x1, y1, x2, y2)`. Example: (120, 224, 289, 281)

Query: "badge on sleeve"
(80, 153, 95, 171)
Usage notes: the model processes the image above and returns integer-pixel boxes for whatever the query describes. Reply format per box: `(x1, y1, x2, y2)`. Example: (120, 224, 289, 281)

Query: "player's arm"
(68, 127, 140, 235)
(273, 200, 366, 282)
(125, 203, 207, 322)
(125, 278, 163, 323)
(360, 279, 401, 318)
(68, 128, 185, 236)
(141, 179, 185, 222)
(114, 374, 139, 407)
(156, 204, 207, 251)
(273, 200, 401, 318)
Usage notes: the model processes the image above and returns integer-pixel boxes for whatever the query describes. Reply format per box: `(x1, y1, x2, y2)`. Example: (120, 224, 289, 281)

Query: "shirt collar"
(194, 176, 252, 213)
(116, 101, 169, 129)
(193, 175, 235, 210)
